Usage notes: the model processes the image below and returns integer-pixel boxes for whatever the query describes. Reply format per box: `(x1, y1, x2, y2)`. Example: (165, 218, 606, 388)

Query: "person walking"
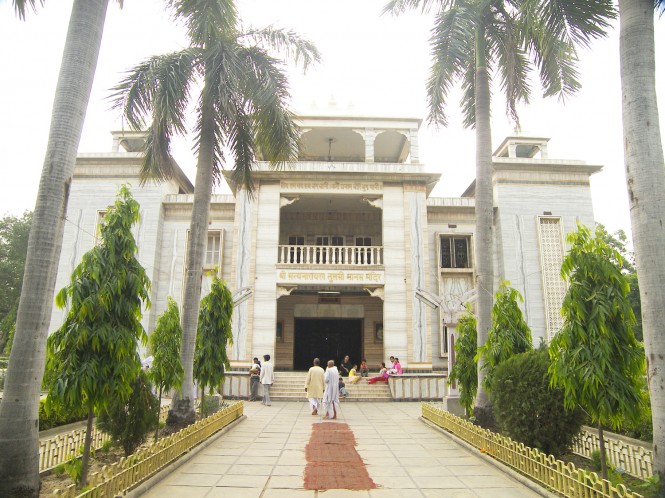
(260, 354, 274, 406)
(322, 360, 340, 419)
(249, 357, 261, 401)
(305, 357, 325, 415)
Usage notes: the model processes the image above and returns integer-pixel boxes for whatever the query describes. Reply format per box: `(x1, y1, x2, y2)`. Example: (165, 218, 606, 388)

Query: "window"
(288, 235, 304, 263)
(315, 236, 345, 263)
(204, 231, 222, 269)
(186, 229, 223, 270)
(441, 236, 471, 269)
(440, 325, 449, 356)
(94, 210, 107, 245)
(537, 217, 567, 340)
(355, 236, 372, 264)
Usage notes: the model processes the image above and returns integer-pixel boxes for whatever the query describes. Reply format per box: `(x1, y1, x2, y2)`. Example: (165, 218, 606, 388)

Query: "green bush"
(97, 370, 159, 456)
(492, 347, 585, 457)
(38, 397, 87, 431)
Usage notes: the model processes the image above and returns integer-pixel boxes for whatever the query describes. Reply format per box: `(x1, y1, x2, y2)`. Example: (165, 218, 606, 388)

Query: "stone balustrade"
(277, 245, 383, 266)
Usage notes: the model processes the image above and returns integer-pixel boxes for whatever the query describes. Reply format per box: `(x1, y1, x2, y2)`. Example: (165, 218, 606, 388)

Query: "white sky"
(1, 0, 663, 237)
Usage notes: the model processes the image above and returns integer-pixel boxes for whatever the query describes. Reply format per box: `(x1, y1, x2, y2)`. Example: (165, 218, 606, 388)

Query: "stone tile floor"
(141, 401, 542, 498)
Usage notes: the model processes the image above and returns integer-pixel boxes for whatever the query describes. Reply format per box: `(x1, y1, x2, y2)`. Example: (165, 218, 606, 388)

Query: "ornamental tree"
(149, 296, 184, 440)
(477, 281, 532, 393)
(193, 273, 233, 415)
(44, 186, 150, 487)
(447, 308, 477, 417)
(549, 223, 645, 480)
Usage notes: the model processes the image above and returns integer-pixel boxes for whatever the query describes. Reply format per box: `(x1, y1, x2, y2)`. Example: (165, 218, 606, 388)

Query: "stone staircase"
(271, 371, 393, 402)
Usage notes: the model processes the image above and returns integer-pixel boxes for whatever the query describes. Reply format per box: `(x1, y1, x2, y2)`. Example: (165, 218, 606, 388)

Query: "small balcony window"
(441, 236, 471, 269)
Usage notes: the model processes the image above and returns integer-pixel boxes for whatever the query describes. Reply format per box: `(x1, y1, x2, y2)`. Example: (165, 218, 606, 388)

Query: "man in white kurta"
(259, 354, 274, 406)
(322, 360, 340, 419)
(305, 358, 325, 415)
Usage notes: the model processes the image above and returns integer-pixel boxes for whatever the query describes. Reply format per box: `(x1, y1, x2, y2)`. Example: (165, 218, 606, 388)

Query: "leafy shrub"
(38, 397, 87, 431)
(97, 370, 159, 456)
(492, 347, 585, 457)
(63, 456, 83, 484)
(200, 394, 221, 417)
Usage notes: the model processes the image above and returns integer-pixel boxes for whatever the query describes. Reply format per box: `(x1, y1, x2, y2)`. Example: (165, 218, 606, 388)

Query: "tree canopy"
(44, 185, 150, 486)
(549, 223, 645, 479)
(447, 308, 478, 417)
(477, 281, 532, 393)
(0, 211, 32, 353)
(193, 273, 233, 409)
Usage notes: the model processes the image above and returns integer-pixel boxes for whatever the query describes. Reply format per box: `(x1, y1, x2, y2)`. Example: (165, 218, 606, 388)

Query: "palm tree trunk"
(473, 25, 493, 410)
(618, 0, 665, 482)
(0, 2, 109, 495)
(172, 72, 217, 425)
(79, 408, 95, 488)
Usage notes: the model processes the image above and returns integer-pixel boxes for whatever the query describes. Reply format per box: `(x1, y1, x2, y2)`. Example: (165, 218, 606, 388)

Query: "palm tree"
(0, 1, 119, 495)
(111, 0, 320, 423)
(618, 0, 665, 481)
(384, 0, 615, 409)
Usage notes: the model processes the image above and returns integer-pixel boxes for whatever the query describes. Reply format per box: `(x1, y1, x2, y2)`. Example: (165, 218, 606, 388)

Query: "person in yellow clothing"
(348, 364, 362, 384)
(305, 357, 325, 415)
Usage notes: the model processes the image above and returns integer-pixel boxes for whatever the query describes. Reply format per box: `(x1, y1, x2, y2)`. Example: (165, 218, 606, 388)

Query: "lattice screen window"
(537, 217, 567, 340)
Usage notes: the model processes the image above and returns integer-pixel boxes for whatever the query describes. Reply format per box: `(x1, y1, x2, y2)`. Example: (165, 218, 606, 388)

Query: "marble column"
(231, 188, 253, 361)
(382, 185, 409, 364)
(407, 188, 428, 362)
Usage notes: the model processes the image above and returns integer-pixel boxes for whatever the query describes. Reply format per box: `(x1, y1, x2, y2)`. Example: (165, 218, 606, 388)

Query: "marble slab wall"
(382, 185, 408, 364)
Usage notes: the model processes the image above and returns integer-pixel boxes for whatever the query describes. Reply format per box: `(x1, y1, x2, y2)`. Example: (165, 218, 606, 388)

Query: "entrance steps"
(270, 371, 392, 402)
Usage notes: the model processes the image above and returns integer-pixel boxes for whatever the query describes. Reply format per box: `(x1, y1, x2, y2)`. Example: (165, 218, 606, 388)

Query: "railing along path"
(422, 403, 645, 498)
(572, 426, 653, 480)
(53, 402, 243, 497)
(39, 405, 170, 474)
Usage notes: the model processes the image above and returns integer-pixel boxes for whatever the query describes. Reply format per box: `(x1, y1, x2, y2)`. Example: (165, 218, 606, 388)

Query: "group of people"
(249, 354, 274, 406)
(250, 353, 403, 414)
(304, 358, 345, 419)
(367, 355, 402, 384)
(338, 355, 369, 384)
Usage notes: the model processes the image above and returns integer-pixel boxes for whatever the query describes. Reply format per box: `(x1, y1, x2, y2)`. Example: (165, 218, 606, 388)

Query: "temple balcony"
(277, 244, 383, 267)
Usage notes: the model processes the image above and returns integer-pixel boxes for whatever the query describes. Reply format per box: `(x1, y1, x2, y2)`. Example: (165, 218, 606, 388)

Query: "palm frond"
(225, 106, 257, 194)
(166, 0, 238, 47)
(488, 3, 531, 125)
(12, 0, 44, 20)
(657, 0, 665, 15)
(110, 49, 199, 131)
(460, 60, 477, 129)
(520, 0, 615, 49)
(526, 27, 580, 99)
(239, 26, 321, 72)
(239, 47, 300, 165)
(110, 49, 200, 184)
(141, 123, 178, 185)
(426, 3, 476, 126)
(382, 0, 449, 15)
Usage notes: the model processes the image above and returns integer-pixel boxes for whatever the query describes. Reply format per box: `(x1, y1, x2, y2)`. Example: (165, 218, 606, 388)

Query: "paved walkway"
(141, 401, 541, 498)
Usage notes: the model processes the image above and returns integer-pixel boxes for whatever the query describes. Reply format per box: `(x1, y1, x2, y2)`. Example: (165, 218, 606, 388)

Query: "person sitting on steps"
(367, 362, 389, 384)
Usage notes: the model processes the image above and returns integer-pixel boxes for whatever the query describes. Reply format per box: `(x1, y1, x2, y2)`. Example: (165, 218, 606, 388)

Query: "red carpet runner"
(304, 422, 377, 490)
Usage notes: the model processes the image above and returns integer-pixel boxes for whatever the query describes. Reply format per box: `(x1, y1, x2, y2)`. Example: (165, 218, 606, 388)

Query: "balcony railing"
(277, 245, 383, 266)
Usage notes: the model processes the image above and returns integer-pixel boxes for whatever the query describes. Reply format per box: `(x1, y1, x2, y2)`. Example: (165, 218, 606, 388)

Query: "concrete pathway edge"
(125, 414, 247, 498)
(419, 416, 559, 498)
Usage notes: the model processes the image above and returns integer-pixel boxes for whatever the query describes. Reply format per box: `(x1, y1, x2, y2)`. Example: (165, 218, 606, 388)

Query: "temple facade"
(49, 113, 600, 371)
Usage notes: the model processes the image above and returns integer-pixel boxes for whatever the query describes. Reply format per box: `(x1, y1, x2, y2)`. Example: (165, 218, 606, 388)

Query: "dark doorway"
(294, 319, 362, 371)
